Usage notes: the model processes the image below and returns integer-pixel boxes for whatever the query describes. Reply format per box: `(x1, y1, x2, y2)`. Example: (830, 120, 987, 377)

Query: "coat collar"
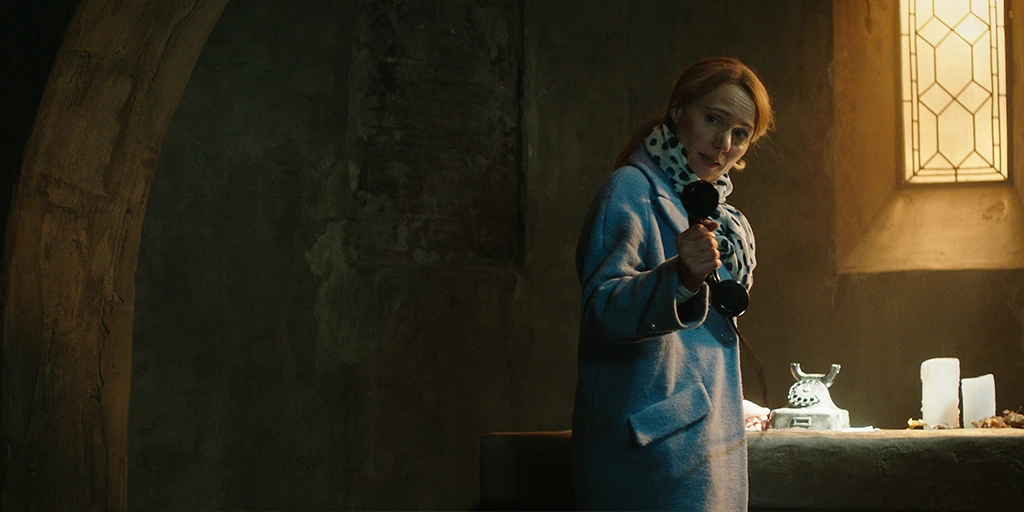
(627, 148, 690, 235)
(628, 148, 677, 200)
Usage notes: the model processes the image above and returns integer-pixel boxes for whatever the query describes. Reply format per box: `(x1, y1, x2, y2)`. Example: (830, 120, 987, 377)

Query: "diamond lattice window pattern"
(901, 0, 1008, 183)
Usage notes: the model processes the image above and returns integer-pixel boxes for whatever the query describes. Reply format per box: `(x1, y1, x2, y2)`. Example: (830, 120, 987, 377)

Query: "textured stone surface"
(349, 0, 520, 267)
(130, 1, 522, 510)
(479, 429, 1024, 511)
(748, 429, 1024, 510)
(1, 1, 227, 510)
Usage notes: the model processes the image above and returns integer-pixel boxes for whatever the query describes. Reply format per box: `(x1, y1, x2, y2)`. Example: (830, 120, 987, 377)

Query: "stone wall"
(114, 0, 1024, 509)
(130, 1, 523, 509)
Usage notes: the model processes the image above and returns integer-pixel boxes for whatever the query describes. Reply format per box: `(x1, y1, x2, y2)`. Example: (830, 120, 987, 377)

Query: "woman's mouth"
(699, 153, 720, 168)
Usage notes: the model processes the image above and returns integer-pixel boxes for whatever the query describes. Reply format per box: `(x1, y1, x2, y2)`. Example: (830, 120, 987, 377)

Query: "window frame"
(895, 0, 1014, 187)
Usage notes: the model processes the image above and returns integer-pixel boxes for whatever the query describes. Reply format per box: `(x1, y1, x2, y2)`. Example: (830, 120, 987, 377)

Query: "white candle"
(961, 374, 996, 428)
(921, 358, 960, 427)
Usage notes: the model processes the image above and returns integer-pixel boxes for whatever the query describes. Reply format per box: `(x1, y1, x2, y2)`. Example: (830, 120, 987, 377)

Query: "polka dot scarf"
(644, 123, 756, 291)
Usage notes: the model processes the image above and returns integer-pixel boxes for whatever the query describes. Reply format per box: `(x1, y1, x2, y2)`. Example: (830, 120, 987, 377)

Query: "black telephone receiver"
(680, 180, 749, 317)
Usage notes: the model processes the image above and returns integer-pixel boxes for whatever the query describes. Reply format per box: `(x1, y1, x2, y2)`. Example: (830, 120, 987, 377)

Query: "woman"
(572, 57, 774, 510)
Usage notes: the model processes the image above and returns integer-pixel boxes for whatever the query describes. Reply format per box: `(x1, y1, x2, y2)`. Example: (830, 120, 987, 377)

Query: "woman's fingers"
(678, 221, 719, 241)
(675, 224, 723, 289)
(684, 248, 719, 268)
(677, 229, 720, 264)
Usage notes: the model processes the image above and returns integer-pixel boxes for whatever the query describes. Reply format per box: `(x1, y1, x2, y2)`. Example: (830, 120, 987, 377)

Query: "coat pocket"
(627, 381, 712, 447)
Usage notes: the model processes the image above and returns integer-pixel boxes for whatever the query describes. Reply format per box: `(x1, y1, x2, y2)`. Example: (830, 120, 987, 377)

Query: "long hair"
(613, 57, 774, 169)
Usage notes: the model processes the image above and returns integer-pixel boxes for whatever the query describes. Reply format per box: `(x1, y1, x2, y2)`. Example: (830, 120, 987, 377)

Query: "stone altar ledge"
(479, 429, 1024, 511)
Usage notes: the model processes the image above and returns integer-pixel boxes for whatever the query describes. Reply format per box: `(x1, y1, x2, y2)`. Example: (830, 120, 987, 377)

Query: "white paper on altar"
(921, 358, 960, 427)
(961, 374, 996, 428)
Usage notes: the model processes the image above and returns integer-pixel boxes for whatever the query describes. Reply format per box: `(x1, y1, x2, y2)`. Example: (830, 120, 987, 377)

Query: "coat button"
(650, 323, 657, 330)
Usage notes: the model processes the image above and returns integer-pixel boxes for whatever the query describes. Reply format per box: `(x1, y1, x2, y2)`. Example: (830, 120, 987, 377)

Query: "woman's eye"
(705, 115, 719, 125)
(734, 129, 749, 141)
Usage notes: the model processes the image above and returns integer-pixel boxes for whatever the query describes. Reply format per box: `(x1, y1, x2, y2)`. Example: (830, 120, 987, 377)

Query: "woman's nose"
(713, 131, 731, 152)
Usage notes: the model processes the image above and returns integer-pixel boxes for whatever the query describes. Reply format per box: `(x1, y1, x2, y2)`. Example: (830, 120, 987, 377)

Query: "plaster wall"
(826, 0, 1024, 428)
(833, 0, 899, 264)
(836, 0, 1024, 275)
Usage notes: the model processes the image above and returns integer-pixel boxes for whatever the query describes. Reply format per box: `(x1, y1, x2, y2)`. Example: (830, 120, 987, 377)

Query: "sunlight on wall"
(900, 0, 1007, 183)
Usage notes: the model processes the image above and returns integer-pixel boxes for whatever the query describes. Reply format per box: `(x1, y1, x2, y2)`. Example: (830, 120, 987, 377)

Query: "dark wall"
(0, 1, 80, 259)
(0, 0, 80, 500)
(111, 0, 1024, 510)
(130, 0, 522, 509)
(129, 0, 836, 509)
(130, 1, 356, 508)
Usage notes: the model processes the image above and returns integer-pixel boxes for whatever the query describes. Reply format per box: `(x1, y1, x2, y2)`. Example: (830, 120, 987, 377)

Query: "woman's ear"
(669, 108, 681, 125)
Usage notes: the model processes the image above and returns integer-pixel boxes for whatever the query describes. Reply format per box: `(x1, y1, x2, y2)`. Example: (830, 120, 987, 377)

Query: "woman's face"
(671, 83, 757, 182)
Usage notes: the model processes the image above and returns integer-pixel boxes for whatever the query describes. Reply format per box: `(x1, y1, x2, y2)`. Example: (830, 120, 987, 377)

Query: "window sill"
(839, 184, 1024, 274)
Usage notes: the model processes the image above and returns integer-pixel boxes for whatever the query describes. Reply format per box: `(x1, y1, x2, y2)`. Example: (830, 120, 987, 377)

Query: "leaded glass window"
(900, 0, 1007, 183)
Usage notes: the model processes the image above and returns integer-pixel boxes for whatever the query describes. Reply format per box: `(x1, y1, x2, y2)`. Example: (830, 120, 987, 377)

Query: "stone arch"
(1, 1, 228, 510)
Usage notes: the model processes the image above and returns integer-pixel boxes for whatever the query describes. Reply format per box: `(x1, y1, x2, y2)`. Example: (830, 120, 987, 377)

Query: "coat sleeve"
(576, 168, 710, 344)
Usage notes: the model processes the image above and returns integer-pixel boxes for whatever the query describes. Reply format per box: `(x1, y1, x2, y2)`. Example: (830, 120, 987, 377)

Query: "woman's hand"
(675, 219, 720, 292)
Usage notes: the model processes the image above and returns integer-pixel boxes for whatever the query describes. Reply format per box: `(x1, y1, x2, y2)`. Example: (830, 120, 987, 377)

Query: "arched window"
(900, 0, 1007, 183)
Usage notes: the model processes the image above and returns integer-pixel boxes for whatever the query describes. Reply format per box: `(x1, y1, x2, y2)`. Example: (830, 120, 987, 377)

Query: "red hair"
(613, 57, 774, 169)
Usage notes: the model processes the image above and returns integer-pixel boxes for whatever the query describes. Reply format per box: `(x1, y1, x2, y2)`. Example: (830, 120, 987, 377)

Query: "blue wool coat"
(572, 149, 748, 511)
